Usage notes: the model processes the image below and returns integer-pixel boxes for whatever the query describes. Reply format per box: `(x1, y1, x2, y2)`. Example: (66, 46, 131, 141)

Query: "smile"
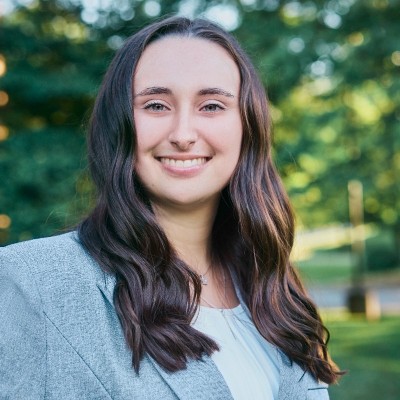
(159, 157, 209, 168)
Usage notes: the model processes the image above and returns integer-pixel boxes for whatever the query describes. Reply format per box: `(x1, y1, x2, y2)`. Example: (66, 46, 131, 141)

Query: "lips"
(158, 157, 209, 168)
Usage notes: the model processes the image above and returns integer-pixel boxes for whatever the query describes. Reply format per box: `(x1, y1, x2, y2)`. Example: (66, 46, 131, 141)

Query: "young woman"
(0, 16, 342, 399)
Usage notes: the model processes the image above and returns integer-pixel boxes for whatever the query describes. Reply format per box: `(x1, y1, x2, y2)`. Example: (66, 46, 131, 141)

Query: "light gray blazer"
(0, 232, 329, 399)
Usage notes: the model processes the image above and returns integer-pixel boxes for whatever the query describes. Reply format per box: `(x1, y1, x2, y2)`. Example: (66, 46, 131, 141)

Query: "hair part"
(79, 16, 342, 384)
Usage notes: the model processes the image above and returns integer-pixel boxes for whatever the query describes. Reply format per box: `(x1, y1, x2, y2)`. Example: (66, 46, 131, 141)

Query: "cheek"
(209, 120, 242, 159)
(134, 114, 167, 153)
(133, 116, 147, 154)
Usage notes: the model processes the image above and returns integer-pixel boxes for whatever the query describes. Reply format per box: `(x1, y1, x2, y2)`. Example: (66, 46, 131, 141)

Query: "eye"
(201, 103, 225, 113)
(143, 101, 169, 112)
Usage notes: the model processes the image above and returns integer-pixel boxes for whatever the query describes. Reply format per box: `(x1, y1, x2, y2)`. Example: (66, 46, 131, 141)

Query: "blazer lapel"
(147, 355, 233, 400)
(277, 350, 330, 400)
(96, 271, 117, 307)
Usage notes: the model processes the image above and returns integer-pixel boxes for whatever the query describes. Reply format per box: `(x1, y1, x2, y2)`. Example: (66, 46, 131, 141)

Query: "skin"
(133, 37, 242, 307)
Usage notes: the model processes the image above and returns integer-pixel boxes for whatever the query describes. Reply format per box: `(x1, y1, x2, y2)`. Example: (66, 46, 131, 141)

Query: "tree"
(235, 0, 400, 263)
(1, 0, 399, 266)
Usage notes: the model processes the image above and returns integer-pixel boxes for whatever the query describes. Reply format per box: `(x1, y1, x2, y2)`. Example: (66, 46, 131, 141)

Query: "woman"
(0, 16, 341, 399)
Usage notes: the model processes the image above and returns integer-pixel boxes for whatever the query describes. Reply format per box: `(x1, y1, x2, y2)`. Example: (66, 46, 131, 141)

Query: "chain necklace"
(200, 269, 237, 339)
(200, 268, 227, 308)
(198, 264, 212, 285)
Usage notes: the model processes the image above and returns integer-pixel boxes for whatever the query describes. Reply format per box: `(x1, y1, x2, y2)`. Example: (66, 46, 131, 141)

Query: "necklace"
(200, 268, 227, 308)
(200, 269, 237, 339)
(198, 264, 211, 285)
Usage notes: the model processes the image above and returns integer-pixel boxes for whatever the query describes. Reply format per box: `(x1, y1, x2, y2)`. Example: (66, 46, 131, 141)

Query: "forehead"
(133, 36, 240, 92)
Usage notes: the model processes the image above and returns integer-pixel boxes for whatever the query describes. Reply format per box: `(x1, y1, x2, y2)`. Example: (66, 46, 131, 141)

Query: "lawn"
(324, 313, 400, 400)
(296, 249, 400, 287)
(296, 250, 354, 286)
(295, 229, 399, 286)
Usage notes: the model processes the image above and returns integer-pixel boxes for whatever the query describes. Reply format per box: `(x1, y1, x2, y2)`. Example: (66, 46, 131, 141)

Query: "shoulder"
(0, 231, 105, 297)
(1, 231, 86, 264)
(0, 232, 116, 398)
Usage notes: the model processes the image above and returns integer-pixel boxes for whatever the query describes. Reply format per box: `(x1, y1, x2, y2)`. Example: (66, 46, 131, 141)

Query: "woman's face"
(133, 36, 242, 211)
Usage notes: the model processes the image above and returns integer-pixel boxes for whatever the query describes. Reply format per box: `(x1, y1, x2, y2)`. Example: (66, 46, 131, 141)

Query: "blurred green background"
(0, 0, 399, 398)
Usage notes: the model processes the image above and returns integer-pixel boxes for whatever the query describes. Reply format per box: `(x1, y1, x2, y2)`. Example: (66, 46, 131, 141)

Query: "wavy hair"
(78, 16, 342, 384)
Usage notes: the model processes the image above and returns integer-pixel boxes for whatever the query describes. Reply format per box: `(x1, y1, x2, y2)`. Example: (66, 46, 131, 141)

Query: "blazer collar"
(96, 270, 117, 307)
(277, 350, 329, 400)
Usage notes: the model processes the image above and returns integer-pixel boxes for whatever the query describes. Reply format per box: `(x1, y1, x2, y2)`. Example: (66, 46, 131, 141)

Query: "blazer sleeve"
(0, 247, 46, 398)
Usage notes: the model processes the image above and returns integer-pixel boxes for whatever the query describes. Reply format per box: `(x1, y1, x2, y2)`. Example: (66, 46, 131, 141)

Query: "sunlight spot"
(0, 215, 11, 230)
(203, 4, 241, 31)
(143, 0, 161, 17)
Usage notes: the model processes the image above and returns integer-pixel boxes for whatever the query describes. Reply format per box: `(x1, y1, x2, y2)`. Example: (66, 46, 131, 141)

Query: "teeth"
(159, 158, 207, 167)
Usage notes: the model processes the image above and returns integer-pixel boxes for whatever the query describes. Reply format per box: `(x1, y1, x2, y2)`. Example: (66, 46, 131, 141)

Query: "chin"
(156, 192, 220, 210)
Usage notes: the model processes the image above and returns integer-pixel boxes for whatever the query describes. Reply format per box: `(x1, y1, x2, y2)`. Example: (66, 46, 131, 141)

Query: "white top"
(192, 303, 280, 400)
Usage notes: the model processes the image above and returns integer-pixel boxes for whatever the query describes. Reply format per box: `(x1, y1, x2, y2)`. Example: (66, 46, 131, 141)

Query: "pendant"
(199, 274, 208, 285)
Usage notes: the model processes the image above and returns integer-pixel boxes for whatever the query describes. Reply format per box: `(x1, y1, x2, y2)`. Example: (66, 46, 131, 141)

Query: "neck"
(152, 198, 239, 310)
(152, 200, 218, 274)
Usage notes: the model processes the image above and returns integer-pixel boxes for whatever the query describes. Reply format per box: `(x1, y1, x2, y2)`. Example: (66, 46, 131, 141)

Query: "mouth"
(157, 157, 210, 168)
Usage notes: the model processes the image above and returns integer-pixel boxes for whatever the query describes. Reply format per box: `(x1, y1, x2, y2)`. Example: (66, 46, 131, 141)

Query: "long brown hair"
(79, 16, 342, 384)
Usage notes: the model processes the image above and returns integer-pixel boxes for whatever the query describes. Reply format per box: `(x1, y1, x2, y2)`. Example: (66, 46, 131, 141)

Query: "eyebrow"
(134, 86, 235, 98)
(134, 87, 172, 97)
(198, 88, 235, 98)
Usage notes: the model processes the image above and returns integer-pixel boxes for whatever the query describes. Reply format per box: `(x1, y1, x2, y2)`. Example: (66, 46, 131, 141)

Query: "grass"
(295, 228, 400, 285)
(296, 249, 400, 287)
(325, 314, 400, 400)
(296, 250, 354, 286)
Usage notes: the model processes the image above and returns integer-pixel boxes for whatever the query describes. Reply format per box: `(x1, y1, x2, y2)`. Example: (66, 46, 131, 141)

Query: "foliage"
(0, 128, 88, 243)
(366, 230, 398, 271)
(0, 0, 399, 256)
(235, 0, 400, 235)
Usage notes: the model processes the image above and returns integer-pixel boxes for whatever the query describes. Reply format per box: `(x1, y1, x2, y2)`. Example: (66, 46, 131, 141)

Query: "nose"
(168, 109, 198, 150)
